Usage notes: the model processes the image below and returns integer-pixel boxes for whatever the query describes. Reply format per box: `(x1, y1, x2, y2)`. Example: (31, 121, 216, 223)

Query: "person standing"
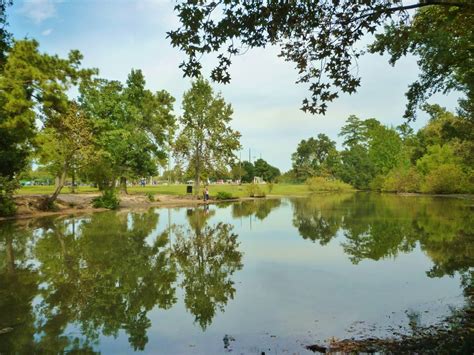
(204, 186, 209, 201)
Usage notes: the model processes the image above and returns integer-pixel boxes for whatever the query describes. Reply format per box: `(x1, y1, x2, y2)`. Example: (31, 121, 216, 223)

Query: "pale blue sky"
(8, 0, 459, 171)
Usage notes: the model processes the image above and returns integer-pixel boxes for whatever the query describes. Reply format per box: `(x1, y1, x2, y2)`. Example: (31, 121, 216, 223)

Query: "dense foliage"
(290, 106, 473, 193)
(0, 39, 93, 214)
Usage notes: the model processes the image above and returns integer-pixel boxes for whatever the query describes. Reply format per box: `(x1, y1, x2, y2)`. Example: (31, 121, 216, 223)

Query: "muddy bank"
(1, 193, 228, 221)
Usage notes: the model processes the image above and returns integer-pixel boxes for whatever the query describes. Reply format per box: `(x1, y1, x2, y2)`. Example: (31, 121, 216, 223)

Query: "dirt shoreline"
(0, 193, 273, 221)
(2, 191, 472, 221)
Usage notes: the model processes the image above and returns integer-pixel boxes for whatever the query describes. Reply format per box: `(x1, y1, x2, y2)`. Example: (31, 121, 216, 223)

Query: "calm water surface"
(0, 193, 472, 354)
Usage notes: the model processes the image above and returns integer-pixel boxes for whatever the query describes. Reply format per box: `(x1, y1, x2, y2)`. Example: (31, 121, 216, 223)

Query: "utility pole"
(167, 128, 171, 184)
(239, 150, 242, 184)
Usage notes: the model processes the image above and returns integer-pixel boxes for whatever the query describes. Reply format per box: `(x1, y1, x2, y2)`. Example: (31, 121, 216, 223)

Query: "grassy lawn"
(17, 183, 310, 197)
(16, 185, 99, 195)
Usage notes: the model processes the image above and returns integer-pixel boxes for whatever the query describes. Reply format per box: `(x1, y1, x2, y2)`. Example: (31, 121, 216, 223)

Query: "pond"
(0, 193, 472, 354)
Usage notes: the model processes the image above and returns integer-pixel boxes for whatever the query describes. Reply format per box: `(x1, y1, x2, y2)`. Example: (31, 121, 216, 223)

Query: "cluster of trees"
(169, 0, 473, 193)
(0, 36, 241, 215)
(231, 158, 281, 183)
(289, 106, 473, 193)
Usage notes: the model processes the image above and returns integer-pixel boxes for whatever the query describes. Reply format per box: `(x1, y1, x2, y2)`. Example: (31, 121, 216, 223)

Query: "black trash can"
(186, 185, 193, 194)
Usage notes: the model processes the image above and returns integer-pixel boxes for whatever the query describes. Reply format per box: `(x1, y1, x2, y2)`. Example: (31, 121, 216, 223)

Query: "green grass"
(16, 185, 99, 195)
(18, 183, 311, 197)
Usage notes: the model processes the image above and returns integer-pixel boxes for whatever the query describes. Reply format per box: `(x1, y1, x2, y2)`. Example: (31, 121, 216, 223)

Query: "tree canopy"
(79, 69, 175, 192)
(0, 39, 93, 214)
(169, 1, 474, 117)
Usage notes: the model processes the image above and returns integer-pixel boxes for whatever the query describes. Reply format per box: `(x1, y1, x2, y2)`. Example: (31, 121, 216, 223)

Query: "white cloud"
(20, 0, 57, 24)
(41, 28, 53, 36)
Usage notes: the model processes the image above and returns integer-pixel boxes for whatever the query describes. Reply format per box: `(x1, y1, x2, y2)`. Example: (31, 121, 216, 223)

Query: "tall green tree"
(35, 102, 94, 207)
(169, 1, 473, 115)
(174, 77, 241, 194)
(0, 0, 12, 68)
(80, 70, 175, 193)
(0, 40, 93, 215)
(338, 145, 376, 190)
(337, 115, 403, 188)
(240, 161, 255, 183)
(366, 124, 403, 175)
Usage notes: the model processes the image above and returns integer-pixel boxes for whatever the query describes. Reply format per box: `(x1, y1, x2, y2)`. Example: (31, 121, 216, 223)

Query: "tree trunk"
(71, 167, 76, 194)
(194, 145, 201, 196)
(45, 165, 67, 208)
(119, 176, 128, 194)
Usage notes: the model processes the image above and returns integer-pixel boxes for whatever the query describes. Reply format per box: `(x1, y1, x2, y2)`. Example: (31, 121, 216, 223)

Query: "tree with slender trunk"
(175, 77, 241, 196)
(36, 102, 94, 209)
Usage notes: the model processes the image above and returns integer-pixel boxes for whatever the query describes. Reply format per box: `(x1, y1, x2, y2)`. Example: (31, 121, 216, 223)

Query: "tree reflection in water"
(174, 207, 243, 330)
(0, 194, 472, 353)
(231, 199, 282, 221)
(291, 193, 473, 353)
(0, 210, 178, 352)
(0, 206, 244, 352)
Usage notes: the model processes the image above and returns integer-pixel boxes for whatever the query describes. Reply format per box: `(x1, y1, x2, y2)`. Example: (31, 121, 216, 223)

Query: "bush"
(0, 196, 16, 217)
(92, 189, 120, 209)
(421, 164, 469, 194)
(382, 167, 421, 193)
(0, 178, 19, 217)
(146, 192, 155, 202)
(215, 191, 234, 200)
(369, 175, 385, 192)
(267, 182, 274, 194)
(245, 183, 266, 197)
(306, 177, 353, 192)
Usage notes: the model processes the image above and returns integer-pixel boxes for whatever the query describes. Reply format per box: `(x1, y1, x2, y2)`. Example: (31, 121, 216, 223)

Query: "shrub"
(92, 189, 120, 209)
(146, 192, 155, 202)
(267, 182, 274, 194)
(306, 176, 353, 192)
(215, 191, 234, 200)
(369, 175, 385, 192)
(245, 183, 266, 197)
(0, 196, 16, 216)
(0, 178, 18, 217)
(382, 167, 421, 193)
(421, 164, 469, 194)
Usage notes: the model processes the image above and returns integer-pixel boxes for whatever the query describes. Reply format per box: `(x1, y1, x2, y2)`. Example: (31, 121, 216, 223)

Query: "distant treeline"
(282, 107, 473, 194)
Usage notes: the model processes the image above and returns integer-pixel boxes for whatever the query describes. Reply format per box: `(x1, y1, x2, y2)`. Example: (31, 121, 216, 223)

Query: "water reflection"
(0, 194, 472, 353)
(0, 208, 242, 352)
(291, 193, 473, 352)
(291, 193, 473, 282)
(175, 208, 243, 329)
(0, 221, 41, 353)
(231, 199, 282, 221)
